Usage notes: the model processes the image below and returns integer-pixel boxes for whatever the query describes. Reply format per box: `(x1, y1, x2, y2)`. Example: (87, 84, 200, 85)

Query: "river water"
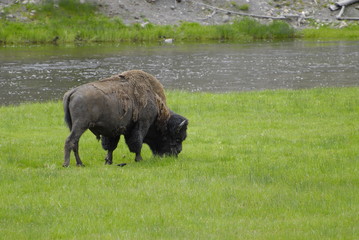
(0, 40, 358, 105)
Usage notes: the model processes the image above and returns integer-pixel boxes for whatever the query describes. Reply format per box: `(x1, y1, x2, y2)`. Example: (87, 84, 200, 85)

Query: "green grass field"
(0, 88, 358, 239)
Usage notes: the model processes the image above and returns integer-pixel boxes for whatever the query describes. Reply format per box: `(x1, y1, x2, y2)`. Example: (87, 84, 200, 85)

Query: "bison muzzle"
(63, 70, 188, 167)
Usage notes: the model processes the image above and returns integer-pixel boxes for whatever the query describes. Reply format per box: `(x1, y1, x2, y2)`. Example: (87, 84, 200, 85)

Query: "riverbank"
(0, 0, 359, 44)
(2, 0, 359, 26)
(1, 88, 358, 239)
(0, 0, 296, 44)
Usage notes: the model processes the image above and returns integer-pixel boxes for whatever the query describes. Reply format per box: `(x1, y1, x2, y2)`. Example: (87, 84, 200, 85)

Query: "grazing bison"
(63, 70, 188, 167)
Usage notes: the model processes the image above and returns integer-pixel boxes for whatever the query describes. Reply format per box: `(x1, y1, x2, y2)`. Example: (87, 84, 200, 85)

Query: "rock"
(222, 14, 230, 23)
(22, 0, 37, 4)
(18, 16, 28, 21)
(163, 38, 173, 44)
(339, 21, 348, 28)
(301, 11, 310, 16)
(140, 21, 149, 27)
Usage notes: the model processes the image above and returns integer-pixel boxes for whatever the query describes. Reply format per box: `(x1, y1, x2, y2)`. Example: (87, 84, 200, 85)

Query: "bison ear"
(177, 119, 188, 133)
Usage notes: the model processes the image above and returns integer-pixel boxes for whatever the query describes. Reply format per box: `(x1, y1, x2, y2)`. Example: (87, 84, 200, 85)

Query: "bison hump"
(119, 70, 170, 125)
(90, 70, 171, 126)
(120, 70, 167, 103)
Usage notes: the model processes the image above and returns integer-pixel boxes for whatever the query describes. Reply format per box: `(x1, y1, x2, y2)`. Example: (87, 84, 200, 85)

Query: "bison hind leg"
(101, 136, 120, 165)
(74, 141, 85, 167)
(64, 127, 86, 167)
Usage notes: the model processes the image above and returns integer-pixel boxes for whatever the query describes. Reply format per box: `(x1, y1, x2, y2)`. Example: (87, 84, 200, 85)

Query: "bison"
(63, 70, 188, 167)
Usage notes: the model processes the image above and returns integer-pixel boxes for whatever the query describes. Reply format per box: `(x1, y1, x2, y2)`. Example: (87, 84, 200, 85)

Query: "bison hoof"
(105, 161, 113, 165)
(76, 163, 85, 167)
(62, 164, 69, 168)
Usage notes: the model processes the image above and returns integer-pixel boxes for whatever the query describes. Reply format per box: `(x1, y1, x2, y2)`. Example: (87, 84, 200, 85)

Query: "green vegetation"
(0, 0, 296, 44)
(238, 4, 250, 11)
(1, 88, 358, 239)
(302, 24, 359, 40)
(230, 1, 250, 11)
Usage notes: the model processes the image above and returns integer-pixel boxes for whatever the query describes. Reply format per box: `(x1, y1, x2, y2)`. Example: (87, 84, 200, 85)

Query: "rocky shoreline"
(1, 0, 359, 28)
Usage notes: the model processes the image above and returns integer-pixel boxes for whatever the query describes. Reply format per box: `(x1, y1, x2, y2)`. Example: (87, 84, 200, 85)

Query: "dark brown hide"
(63, 70, 187, 167)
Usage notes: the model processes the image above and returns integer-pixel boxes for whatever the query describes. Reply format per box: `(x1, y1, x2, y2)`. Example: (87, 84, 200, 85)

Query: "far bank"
(0, 0, 359, 45)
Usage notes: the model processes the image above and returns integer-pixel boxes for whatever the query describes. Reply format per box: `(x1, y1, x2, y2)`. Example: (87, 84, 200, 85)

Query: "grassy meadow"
(0, 88, 358, 239)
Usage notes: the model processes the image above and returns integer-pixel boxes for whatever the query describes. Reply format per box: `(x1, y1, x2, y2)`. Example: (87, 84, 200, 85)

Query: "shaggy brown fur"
(92, 70, 171, 131)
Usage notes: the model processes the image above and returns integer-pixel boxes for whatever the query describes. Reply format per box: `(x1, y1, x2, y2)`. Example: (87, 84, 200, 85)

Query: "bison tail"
(63, 88, 76, 131)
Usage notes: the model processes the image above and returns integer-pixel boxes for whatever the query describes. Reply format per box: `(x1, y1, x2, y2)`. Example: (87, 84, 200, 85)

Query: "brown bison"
(63, 70, 188, 167)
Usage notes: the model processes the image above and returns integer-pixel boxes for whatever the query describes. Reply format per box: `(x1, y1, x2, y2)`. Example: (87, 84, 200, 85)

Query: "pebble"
(163, 38, 173, 44)
(339, 21, 348, 28)
(141, 22, 149, 27)
(222, 14, 230, 23)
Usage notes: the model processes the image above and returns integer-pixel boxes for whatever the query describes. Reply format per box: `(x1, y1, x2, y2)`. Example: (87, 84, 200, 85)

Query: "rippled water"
(0, 41, 358, 105)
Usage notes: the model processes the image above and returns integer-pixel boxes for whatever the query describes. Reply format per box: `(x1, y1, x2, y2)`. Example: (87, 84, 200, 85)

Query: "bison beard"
(63, 70, 188, 167)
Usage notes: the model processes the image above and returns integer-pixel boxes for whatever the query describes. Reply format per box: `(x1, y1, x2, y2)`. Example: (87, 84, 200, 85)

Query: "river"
(0, 40, 358, 105)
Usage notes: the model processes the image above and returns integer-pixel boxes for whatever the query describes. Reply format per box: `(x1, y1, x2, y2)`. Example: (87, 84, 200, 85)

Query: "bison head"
(146, 113, 188, 157)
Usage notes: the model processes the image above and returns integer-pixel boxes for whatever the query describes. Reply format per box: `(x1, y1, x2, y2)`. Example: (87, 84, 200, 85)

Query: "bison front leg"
(134, 152, 143, 162)
(105, 152, 114, 165)
(125, 133, 143, 162)
(125, 123, 149, 162)
(101, 136, 120, 165)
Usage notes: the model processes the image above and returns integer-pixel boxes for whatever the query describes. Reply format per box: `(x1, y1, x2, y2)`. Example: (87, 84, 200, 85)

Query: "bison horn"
(177, 120, 188, 133)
